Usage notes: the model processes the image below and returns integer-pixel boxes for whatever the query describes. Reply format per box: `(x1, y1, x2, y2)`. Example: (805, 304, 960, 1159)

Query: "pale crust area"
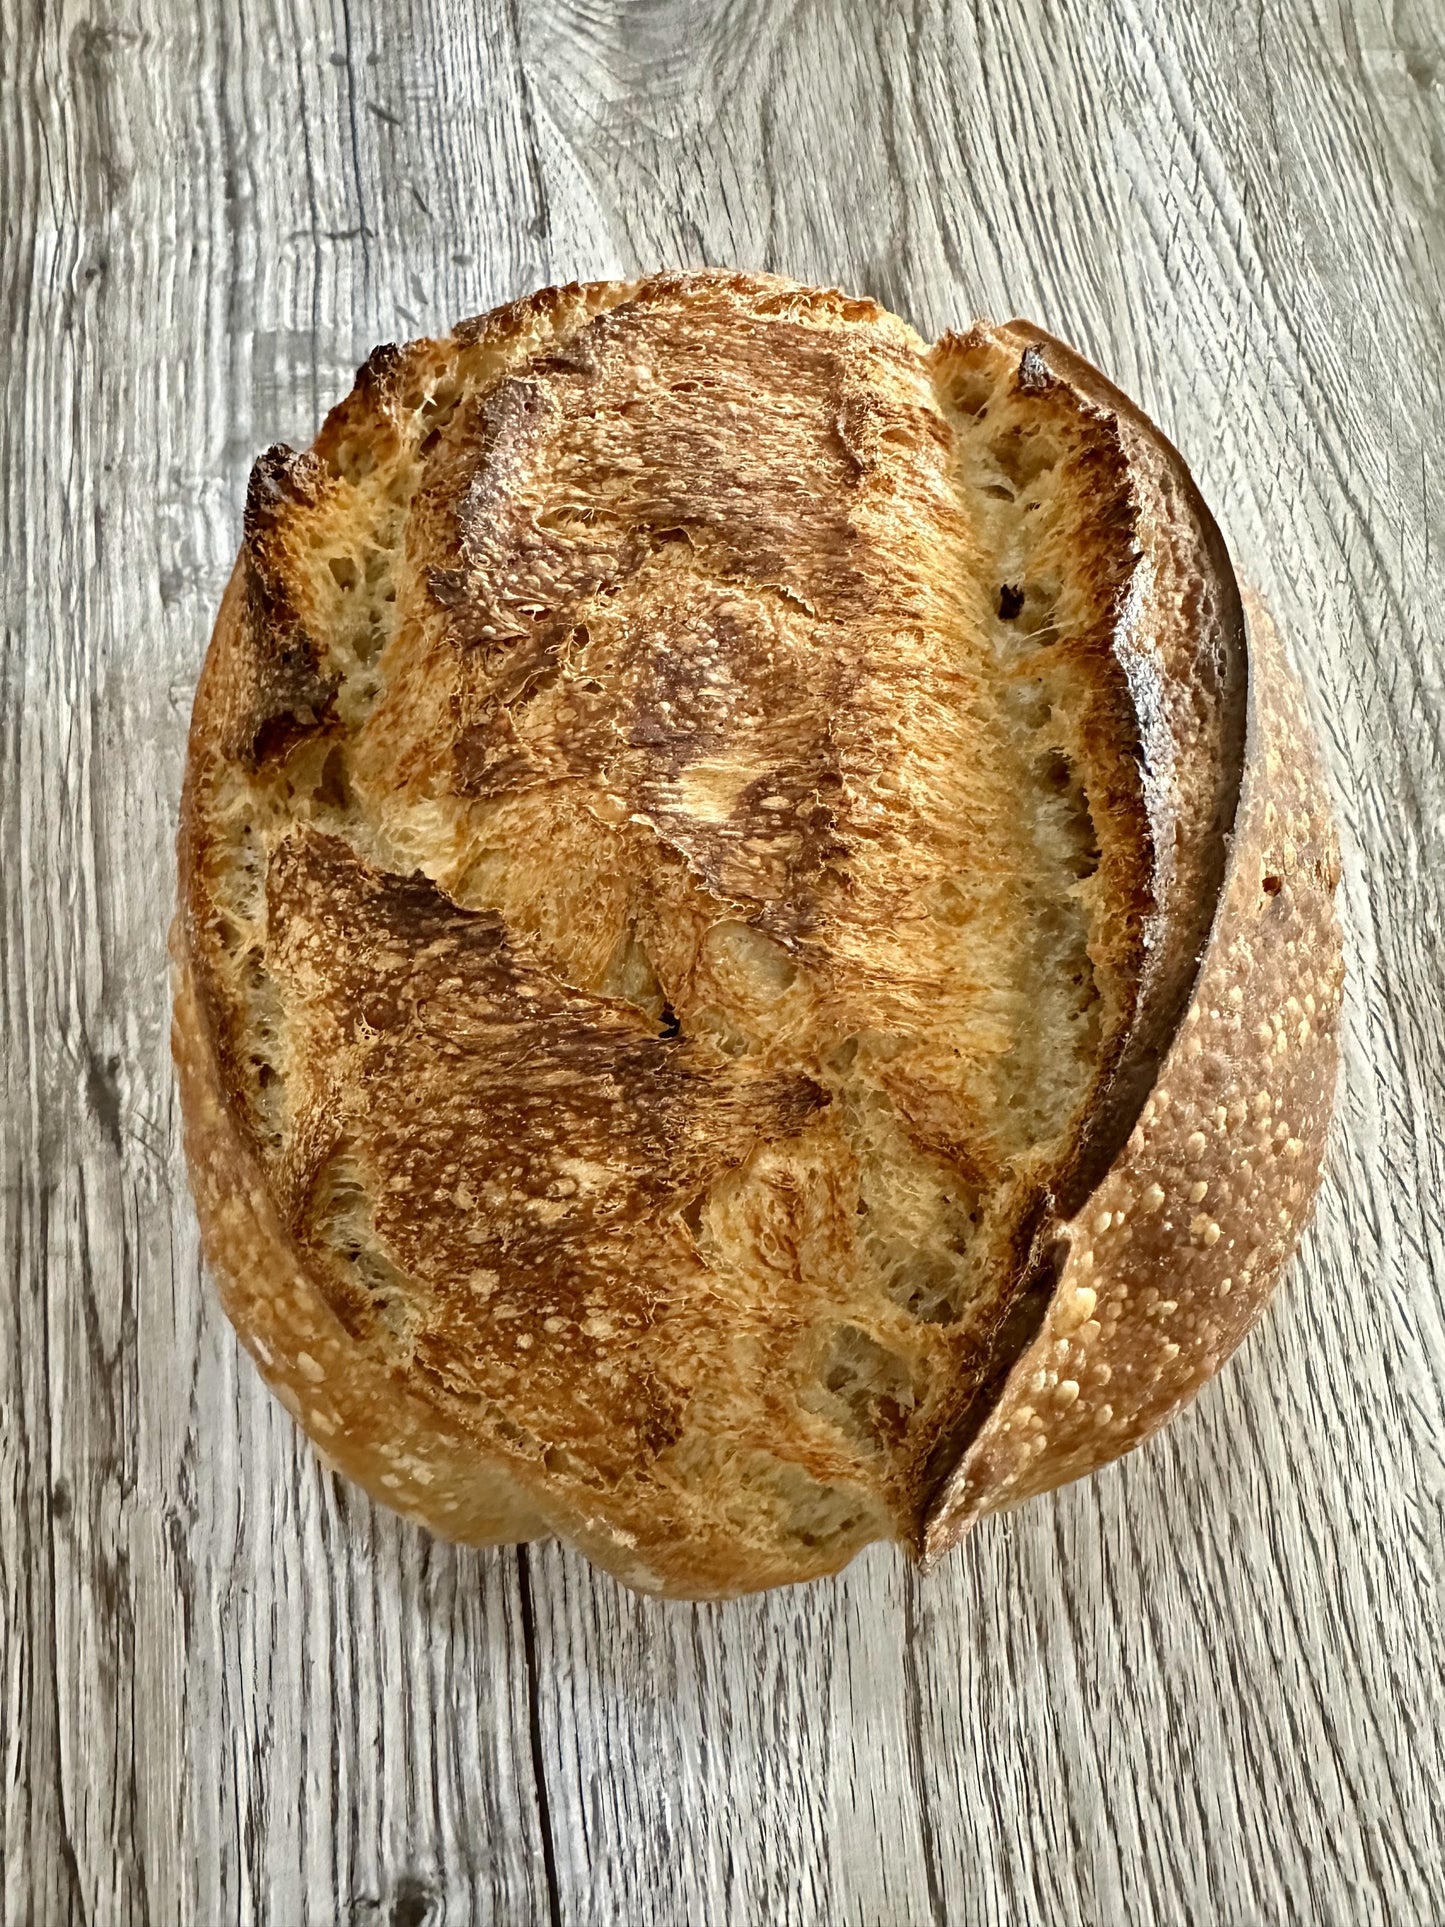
(174, 271, 1339, 1596)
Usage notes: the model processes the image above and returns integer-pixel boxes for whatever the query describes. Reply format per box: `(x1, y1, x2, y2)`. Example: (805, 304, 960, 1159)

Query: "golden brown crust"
(174, 272, 1341, 1596)
(171, 935, 556, 1549)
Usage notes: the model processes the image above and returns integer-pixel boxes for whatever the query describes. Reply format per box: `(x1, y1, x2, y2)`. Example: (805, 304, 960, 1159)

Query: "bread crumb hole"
(599, 927, 666, 1025)
(814, 1324, 918, 1451)
(334, 441, 375, 483)
(1042, 749, 1073, 792)
(419, 382, 460, 426)
(940, 361, 994, 418)
(883, 1249, 970, 1326)
(313, 743, 349, 812)
(328, 555, 359, 591)
(1015, 579, 1061, 641)
(826, 1035, 859, 1074)
(991, 424, 1060, 490)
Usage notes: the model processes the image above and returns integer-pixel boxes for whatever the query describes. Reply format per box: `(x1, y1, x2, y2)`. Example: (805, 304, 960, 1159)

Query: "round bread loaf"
(173, 272, 1342, 1597)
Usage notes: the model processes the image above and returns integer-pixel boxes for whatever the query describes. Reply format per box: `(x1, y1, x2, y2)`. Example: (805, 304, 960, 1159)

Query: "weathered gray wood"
(3, 0, 1443, 1921)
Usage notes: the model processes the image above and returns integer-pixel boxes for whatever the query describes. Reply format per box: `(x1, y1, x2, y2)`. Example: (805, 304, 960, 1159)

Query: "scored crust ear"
(925, 594, 1342, 1555)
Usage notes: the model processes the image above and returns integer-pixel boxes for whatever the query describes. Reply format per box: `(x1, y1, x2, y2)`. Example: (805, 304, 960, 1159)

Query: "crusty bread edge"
(170, 906, 552, 1548)
(923, 584, 1343, 1556)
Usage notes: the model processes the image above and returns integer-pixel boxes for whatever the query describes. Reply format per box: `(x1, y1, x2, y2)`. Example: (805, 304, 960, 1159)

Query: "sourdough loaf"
(173, 272, 1342, 1597)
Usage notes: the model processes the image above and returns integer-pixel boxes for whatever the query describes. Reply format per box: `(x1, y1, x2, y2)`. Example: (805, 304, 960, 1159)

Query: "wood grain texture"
(2, 0, 1442, 1920)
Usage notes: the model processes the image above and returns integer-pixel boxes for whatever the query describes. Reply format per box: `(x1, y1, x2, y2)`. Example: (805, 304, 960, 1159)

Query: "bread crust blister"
(174, 273, 1341, 1596)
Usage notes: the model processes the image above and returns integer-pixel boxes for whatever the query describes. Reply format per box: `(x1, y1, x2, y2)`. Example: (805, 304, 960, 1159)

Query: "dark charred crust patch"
(243, 443, 329, 541)
(355, 339, 408, 402)
(240, 569, 336, 759)
(223, 448, 341, 766)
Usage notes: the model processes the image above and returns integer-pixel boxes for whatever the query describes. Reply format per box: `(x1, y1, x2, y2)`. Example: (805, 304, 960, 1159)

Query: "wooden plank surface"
(3, 0, 1443, 1919)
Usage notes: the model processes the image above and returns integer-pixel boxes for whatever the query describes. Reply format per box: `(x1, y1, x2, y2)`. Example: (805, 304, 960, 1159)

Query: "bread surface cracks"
(192, 281, 1143, 1576)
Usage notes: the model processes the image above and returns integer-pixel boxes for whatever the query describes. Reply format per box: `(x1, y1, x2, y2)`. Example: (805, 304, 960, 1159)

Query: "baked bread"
(173, 272, 1342, 1597)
